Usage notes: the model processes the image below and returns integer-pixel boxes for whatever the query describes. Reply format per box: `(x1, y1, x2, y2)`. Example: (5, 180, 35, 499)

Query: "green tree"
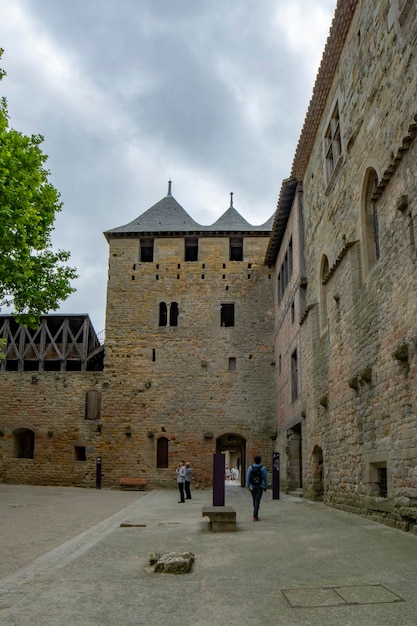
(0, 48, 77, 332)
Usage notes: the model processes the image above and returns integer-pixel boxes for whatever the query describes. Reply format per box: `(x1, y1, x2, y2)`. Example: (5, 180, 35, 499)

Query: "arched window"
(13, 428, 35, 459)
(157, 437, 169, 468)
(159, 302, 167, 326)
(361, 168, 380, 275)
(320, 255, 329, 332)
(169, 302, 179, 327)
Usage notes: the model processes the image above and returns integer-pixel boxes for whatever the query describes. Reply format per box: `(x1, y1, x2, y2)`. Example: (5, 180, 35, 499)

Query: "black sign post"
(272, 451, 280, 500)
(96, 456, 102, 489)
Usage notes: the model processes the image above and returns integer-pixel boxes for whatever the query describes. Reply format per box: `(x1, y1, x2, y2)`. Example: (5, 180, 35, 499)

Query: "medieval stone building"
(100, 184, 275, 487)
(269, 0, 417, 530)
(0, 314, 104, 485)
(0, 185, 275, 488)
(2, 0, 417, 533)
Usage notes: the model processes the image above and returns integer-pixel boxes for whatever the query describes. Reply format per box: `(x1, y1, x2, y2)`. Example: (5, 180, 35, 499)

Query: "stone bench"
(119, 477, 147, 490)
(202, 505, 236, 531)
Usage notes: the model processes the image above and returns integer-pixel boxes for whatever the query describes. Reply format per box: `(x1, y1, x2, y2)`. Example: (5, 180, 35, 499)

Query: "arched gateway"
(216, 433, 246, 487)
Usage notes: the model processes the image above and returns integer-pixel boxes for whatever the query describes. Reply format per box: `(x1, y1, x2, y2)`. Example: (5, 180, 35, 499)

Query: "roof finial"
(167, 180, 172, 196)
(230, 192, 233, 208)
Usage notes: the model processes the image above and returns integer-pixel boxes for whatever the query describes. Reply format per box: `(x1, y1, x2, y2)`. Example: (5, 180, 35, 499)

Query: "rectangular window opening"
(221, 303, 235, 327)
(140, 238, 154, 262)
(228, 357, 236, 371)
(85, 390, 101, 420)
(378, 467, 388, 498)
(185, 238, 198, 262)
(230, 237, 243, 261)
(291, 349, 298, 401)
(74, 446, 87, 461)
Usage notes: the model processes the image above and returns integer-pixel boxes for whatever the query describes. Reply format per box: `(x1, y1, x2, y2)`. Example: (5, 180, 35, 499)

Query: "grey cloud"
(2, 0, 336, 330)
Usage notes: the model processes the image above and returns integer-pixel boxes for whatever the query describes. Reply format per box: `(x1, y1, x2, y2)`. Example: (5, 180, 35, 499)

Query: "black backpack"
(250, 465, 263, 486)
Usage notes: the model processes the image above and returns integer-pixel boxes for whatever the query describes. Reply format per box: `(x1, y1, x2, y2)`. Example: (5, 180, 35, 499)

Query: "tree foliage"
(0, 48, 77, 329)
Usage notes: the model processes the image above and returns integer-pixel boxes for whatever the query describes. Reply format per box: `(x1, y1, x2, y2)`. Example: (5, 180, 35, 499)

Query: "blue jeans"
(251, 487, 264, 519)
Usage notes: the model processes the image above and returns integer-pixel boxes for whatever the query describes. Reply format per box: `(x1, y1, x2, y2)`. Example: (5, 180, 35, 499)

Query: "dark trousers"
(178, 482, 185, 502)
(185, 481, 192, 499)
(251, 487, 264, 519)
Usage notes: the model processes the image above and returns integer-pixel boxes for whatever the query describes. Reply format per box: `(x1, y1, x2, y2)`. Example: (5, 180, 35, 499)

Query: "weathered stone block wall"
(102, 234, 275, 487)
(300, 0, 417, 528)
(0, 372, 103, 486)
(274, 188, 305, 492)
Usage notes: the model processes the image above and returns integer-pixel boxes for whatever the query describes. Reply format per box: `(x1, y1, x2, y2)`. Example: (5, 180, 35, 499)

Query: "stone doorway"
(312, 445, 324, 500)
(286, 423, 302, 491)
(216, 433, 246, 487)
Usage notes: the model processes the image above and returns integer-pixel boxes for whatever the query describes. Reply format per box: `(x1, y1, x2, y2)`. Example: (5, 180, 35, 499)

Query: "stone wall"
(273, 186, 306, 492)
(300, 0, 417, 529)
(0, 372, 104, 486)
(101, 233, 276, 487)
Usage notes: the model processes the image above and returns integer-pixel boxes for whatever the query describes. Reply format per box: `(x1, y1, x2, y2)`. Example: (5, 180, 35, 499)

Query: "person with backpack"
(247, 455, 267, 521)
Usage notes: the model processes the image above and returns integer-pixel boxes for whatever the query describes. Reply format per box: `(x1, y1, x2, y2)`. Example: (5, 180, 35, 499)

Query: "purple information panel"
(213, 453, 225, 506)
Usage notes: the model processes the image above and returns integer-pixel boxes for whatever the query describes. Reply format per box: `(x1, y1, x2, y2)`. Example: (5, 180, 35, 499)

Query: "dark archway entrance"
(216, 432, 246, 487)
(312, 445, 324, 500)
(286, 423, 302, 491)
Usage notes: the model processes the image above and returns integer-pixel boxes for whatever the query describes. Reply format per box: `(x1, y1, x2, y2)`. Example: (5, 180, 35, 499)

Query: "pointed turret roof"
(104, 184, 273, 239)
(104, 181, 201, 238)
(208, 193, 251, 230)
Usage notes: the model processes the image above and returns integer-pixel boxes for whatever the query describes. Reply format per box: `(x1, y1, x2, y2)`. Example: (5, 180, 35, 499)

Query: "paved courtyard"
(1, 483, 417, 625)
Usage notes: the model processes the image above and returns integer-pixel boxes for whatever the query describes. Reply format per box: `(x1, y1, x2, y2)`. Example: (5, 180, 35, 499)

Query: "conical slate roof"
(207, 193, 252, 231)
(105, 183, 200, 237)
(105, 183, 273, 238)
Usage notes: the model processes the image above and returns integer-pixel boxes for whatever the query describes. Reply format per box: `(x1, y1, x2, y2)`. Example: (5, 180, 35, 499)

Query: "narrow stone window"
(278, 354, 282, 374)
(378, 467, 388, 498)
(324, 101, 342, 181)
(157, 437, 169, 468)
(185, 237, 198, 262)
(291, 301, 295, 323)
(13, 428, 34, 459)
(74, 446, 87, 461)
(362, 168, 380, 274)
(152, 349, 156, 362)
(291, 349, 298, 401)
(159, 302, 167, 326)
(320, 255, 329, 332)
(221, 303, 235, 327)
(140, 238, 154, 262)
(230, 237, 243, 261)
(85, 390, 101, 420)
(368, 460, 389, 498)
(169, 302, 179, 327)
(228, 357, 236, 371)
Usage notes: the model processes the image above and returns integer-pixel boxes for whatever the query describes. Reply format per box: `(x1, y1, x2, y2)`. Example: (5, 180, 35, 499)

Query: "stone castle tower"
(99, 183, 276, 486)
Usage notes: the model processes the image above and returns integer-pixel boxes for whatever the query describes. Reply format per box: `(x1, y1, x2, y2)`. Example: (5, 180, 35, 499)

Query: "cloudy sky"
(1, 0, 336, 333)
